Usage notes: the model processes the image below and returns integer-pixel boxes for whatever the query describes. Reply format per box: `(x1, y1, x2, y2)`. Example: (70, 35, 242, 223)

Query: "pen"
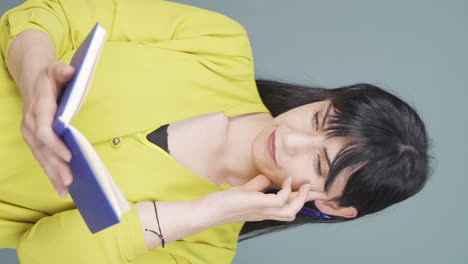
(299, 207, 331, 219)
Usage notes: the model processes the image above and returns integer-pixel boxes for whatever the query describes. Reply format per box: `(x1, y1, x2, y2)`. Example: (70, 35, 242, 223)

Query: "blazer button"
(112, 137, 121, 145)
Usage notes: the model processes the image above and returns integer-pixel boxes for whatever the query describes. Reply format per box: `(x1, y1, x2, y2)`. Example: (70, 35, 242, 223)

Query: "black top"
(146, 124, 170, 154)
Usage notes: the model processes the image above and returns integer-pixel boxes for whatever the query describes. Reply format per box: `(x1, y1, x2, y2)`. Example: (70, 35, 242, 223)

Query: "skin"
(220, 100, 358, 218)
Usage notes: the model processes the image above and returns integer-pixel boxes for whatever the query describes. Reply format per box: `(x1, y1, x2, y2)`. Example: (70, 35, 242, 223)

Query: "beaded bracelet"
(144, 201, 165, 248)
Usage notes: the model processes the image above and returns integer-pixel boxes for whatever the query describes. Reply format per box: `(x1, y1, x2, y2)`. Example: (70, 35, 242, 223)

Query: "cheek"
(326, 174, 348, 198)
(291, 177, 325, 192)
(309, 179, 326, 192)
(283, 160, 324, 191)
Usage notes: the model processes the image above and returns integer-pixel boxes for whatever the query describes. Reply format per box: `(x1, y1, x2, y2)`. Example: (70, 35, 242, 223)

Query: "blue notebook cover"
(53, 23, 129, 234)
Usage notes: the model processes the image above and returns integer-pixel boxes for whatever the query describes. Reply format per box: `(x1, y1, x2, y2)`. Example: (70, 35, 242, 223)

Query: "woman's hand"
(19, 61, 75, 198)
(205, 175, 328, 225)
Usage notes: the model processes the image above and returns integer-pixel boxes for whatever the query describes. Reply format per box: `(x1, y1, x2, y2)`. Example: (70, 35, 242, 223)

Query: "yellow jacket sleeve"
(16, 201, 242, 264)
(0, 0, 73, 64)
(0, 0, 261, 143)
(16, 204, 148, 263)
(0, 0, 251, 74)
(131, 240, 240, 264)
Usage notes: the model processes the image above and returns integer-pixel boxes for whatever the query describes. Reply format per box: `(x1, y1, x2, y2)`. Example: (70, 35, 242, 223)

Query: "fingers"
(34, 90, 72, 162)
(280, 184, 310, 220)
(39, 150, 73, 198)
(263, 181, 327, 222)
(47, 61, 75, 99)
(49, 61, 75, 84)
(264, 183, 308, 222)
(24, 130, 73, 198)
(274, 177, 292, 206)
(19, 60, 75, 199)
(306, 191, 328, 201)
(287, 190, 327, 203)
(218, 178, 328, 224)
(35, 115, 72, 163)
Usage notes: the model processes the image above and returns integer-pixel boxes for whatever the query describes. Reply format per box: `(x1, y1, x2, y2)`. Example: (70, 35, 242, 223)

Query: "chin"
(264, 174, 285, 189)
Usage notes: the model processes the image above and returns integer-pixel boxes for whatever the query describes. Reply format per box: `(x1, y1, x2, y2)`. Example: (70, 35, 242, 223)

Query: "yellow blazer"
(0, 0, 269, 263)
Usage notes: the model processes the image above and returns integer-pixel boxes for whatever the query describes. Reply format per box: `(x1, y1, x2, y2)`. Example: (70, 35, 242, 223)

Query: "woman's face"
(252, 100, 350, 198)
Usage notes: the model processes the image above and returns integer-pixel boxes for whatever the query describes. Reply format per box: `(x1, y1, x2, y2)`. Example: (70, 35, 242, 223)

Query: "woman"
(0, 0, 430, 263)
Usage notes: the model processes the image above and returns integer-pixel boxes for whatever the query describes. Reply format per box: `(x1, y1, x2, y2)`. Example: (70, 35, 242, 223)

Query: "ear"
(314, 199, 358, 219)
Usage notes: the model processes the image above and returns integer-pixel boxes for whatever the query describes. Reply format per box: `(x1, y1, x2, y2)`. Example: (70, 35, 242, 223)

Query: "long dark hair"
(239, 79, 431, 241)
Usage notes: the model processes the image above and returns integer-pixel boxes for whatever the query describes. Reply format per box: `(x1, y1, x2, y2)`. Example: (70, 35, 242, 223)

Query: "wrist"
(7, 30, 56, 100)
(136, 201, 163, 250)
(135, 198, 221, 250)
(18, 61, 49, 102)
(198, 192, 227, 226)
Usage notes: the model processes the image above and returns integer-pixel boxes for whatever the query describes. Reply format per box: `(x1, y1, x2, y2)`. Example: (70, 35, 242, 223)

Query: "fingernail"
(64, 177, 72, 186)
(64, 153, 72, 163)
(59, 191, 67, 198)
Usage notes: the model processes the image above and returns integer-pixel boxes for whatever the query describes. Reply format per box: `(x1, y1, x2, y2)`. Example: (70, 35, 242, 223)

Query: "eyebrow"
(323, 147, 332, 175)
(322, 102, 332, 128)
(320, 103, 333, 177)
(314, 112, 319, 130)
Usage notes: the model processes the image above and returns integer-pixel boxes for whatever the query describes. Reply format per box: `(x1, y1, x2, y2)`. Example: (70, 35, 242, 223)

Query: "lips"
(268, 129, 277, 165)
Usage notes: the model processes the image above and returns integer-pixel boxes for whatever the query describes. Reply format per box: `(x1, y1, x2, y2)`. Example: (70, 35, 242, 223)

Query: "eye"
(315, 153, 322, 177)
(313, 112, 319, 131)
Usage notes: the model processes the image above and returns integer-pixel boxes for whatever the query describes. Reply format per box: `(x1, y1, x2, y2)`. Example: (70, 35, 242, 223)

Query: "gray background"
(1, 0, 467, 263)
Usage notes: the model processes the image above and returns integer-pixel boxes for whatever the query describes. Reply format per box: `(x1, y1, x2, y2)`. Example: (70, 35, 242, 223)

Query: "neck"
(217, 112, 273, 186)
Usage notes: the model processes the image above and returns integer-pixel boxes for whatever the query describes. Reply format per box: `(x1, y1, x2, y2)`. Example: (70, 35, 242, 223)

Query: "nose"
(282, 130, 326, 156)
